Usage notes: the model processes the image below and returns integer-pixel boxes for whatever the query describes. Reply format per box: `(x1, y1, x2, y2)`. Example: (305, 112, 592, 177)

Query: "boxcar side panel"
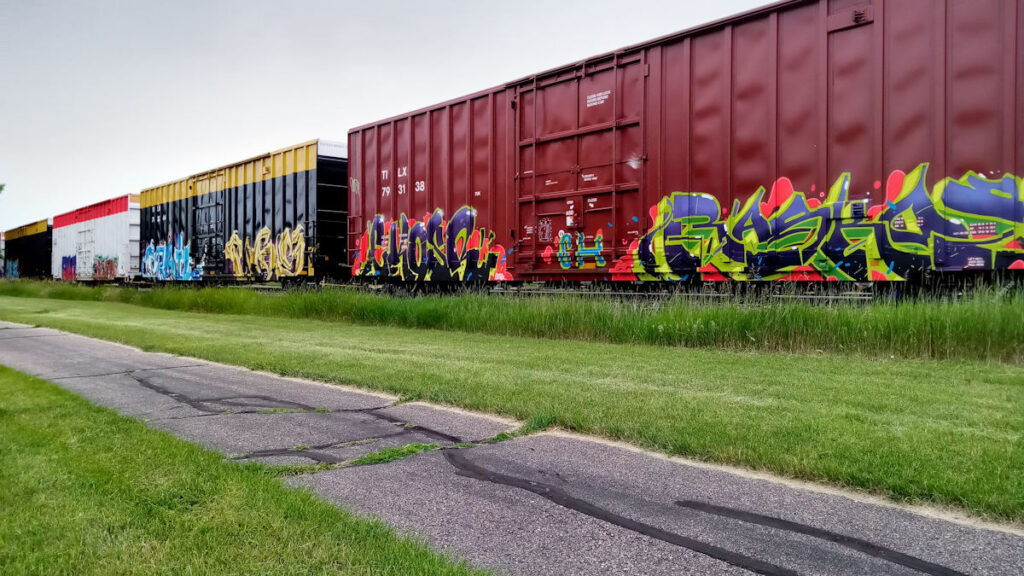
(141, 141, 339, 282)
(350, 93, 515, 282)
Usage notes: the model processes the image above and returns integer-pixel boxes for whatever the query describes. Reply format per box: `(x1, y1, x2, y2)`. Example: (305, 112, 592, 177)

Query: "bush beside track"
(1, 280, 1022, 364)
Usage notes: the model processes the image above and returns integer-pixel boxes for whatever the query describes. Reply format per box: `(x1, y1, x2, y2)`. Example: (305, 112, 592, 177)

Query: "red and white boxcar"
(51, 195, 141, 282)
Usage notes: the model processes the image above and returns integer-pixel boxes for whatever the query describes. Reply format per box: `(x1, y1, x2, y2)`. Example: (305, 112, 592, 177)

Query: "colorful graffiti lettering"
(611, 164, 1024, 282)
(6, 259, 19, 279)
(61, 256, 77, 281)
(224, 226, 307, 280)
(143, 233, 203, 281)
(93, 257, 119, 281)
(353, 207, 513, 282)
(557, 230, 607, 270)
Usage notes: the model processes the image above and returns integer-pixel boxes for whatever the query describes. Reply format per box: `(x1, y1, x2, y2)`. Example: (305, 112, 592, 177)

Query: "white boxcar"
(52, 195, 141, 281)
(0, 232, 5, 278)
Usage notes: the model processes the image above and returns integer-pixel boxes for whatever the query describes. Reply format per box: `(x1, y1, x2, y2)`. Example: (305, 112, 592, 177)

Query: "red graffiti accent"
(776, 265, 825, 282)
(761, 178, 795, 219)
(871, 270, 890, 281)
(827, 276, 839, 282)
(806, 199, 822, 210)
(874, 180, 882, 190)
(352, 233, 368, 272)
(699, 264, 728, 282)
(1010, 260, 1024, 270)
(1004, 239, 1023, 250)
(868, 205, 885, 221)
(492, 245, 514, 281)
(649, 206, 658, 225)
(609, 240, 639, 281)
(886, 170, 906, 203)
(542, 245, 554, 264)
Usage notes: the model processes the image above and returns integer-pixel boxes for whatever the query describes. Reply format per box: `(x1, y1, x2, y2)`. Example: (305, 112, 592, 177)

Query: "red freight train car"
(349, 0, 1024, 284)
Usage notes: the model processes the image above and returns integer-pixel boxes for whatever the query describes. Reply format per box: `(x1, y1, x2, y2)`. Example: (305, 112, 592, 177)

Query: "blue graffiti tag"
(143, 233, 203, 281)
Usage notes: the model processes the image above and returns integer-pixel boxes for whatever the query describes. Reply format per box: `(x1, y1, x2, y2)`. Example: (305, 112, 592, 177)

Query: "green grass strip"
(347, 443, 441, 467)
(2, 279, 1022, 363)
(0, 365, 486, 576)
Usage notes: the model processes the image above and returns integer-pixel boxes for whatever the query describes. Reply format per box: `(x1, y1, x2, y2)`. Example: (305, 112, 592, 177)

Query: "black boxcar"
(139, 140, 348, 282)
(3, 220, 52, 279)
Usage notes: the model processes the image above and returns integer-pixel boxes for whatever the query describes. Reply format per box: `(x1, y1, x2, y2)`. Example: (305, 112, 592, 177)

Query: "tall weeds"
(2, 280, 1021, 363)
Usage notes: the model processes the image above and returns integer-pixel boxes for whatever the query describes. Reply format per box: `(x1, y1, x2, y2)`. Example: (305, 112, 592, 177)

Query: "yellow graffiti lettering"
(222, 226, 307, 280)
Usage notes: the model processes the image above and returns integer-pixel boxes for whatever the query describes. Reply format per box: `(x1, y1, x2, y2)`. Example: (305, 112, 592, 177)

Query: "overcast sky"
(0, 0, 768, 231)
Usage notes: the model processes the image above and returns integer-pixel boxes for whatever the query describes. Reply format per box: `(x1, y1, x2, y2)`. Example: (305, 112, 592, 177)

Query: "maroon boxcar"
(348, 0, 1024, 284)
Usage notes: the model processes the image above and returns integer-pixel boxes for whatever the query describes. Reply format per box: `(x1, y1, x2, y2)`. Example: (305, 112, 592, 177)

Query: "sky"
(0, 0, 769, 231)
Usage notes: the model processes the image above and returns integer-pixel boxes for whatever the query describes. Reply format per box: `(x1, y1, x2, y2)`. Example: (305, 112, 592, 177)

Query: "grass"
(0, 297, 1021, 523)
(1, 279, 1022, 363)
(251, 462, 338, 477)
(347, 443, 442, 467)
(0, 365, 485, 576)
(257, 407, 307, 414)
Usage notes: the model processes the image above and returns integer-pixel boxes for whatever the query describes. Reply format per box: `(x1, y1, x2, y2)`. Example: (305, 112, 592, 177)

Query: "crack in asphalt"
(0, 334, 63, 341)
(123, 372, 465, 464)
(675, 501, 967, 576)
(52, 365, 208, 381)
(231, 429, 425, 465)
(443, 449, 798, 576)
(364, 408, 464, 444)
(130, 372, 319, 414)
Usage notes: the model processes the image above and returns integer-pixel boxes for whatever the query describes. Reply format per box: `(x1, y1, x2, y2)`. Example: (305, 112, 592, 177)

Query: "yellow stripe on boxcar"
(140, 140, 320, 209)
(4, 219, 49, 241)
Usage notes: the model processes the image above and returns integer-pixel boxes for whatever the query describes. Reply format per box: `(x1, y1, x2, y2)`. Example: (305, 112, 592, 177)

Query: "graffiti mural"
(61, 256, 77, 281)
(93, 257, 119, 281)
(353, 207, 513, 282)
(5, 260, 18, 279)
(225, 226, 308, 280)
(143, 233, 203, 281)
(555, 230, 607, 270)
(609, 164, 1024, 282)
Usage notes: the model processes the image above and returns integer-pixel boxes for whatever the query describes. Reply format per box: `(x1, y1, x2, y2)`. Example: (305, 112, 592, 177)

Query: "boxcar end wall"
(348, 0, 1024, 284)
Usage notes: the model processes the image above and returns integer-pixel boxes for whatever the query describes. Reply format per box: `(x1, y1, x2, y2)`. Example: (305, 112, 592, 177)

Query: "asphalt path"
(1, 321, 1021, 576)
